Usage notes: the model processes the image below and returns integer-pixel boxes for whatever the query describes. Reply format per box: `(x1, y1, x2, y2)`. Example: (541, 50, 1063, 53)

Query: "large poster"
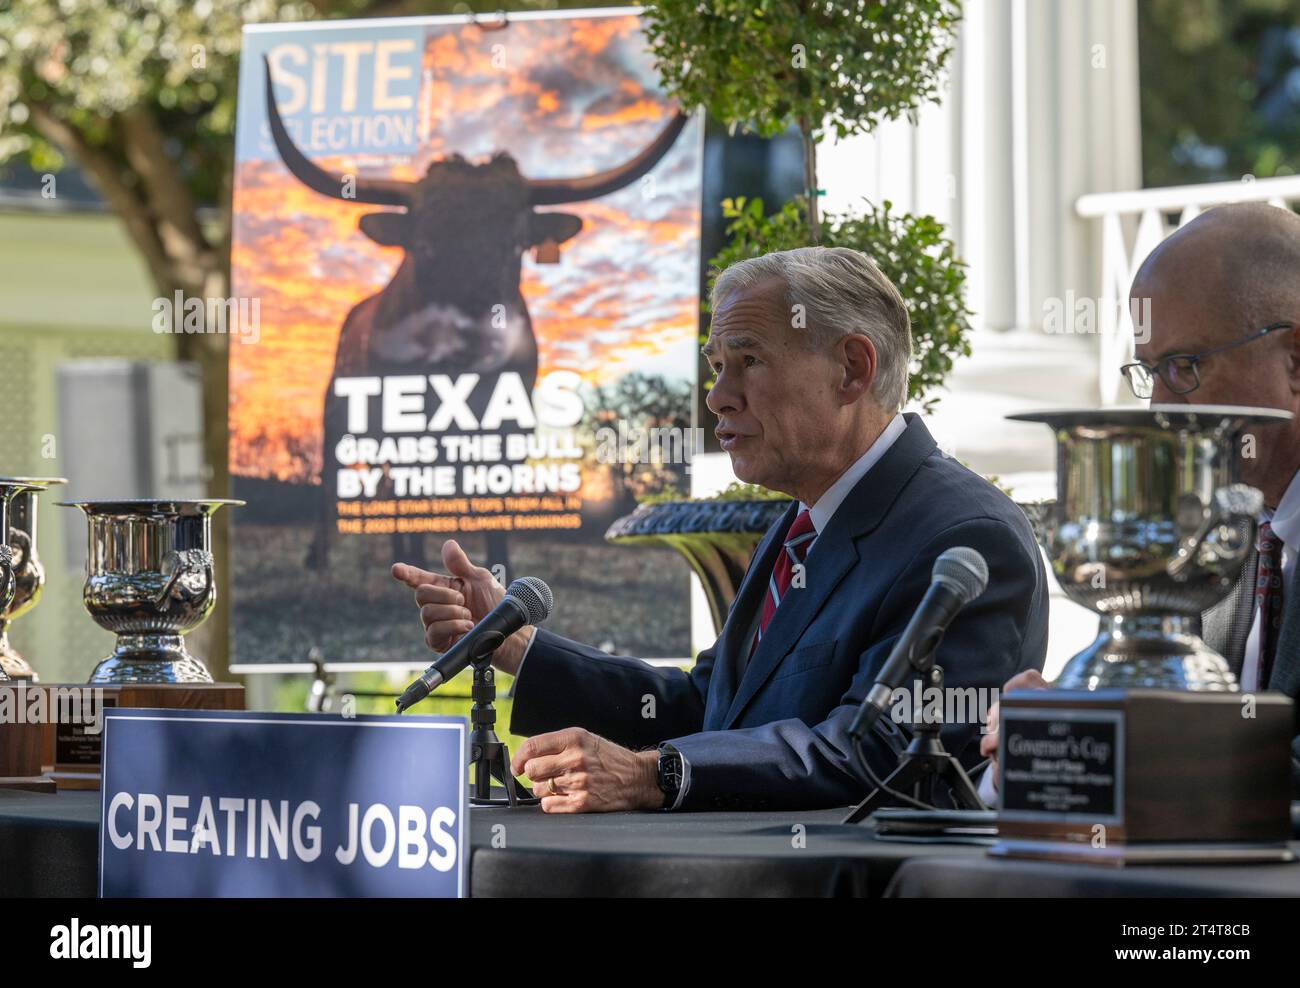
(230, 10, 702, 665)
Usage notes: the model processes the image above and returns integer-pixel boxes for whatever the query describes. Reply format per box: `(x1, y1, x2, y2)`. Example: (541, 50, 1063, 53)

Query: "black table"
(885, 850, 1300, 897)
(14, 790, 1300, 897)
(0, 789, 982, 897)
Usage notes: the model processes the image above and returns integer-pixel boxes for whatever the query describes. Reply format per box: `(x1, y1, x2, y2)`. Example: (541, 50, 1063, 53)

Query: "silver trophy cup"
(0, 476, 67, 681)
(57, 498, 244, 683)
(1008, 405, 1292, 691)
(0, 480, 46, 683)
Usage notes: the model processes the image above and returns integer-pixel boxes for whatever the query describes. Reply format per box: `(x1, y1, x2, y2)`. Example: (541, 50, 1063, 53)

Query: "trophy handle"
(1167, 483, 1263, 581)
(151, 549, 215, 611)
(0, 544, 13, 612)
(6, 527, 30, 572)
(1016, 500, 1055, 550)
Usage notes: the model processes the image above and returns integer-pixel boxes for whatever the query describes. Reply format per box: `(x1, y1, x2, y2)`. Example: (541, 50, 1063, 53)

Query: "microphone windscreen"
(932, 546, 989, 603)
(506, 576, 553, 624)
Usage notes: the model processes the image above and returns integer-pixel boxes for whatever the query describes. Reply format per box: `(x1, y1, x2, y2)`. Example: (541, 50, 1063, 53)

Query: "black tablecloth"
(15, 789, 1300, 897)
(885, 852, 1300, 897)
(0, 790, 101, 899)
(0, 790, 982, 897)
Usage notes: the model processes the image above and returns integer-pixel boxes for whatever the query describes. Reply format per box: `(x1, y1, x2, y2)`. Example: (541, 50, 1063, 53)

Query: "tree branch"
(27, 101, 179, 296)
(119, 105, 214, 293)
(799, 115, 820, 243)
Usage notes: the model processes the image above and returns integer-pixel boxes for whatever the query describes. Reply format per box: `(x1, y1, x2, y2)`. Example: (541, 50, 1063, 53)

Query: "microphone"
(396, 576, 553, 713)
(848, 547, 988, 739)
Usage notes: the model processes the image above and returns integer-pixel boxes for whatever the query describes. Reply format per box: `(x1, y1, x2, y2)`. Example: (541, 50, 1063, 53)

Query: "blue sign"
(99, 709, 467, 898)
(236, 22, 425, 161)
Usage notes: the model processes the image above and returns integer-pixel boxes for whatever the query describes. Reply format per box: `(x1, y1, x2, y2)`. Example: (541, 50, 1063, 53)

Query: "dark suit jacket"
(510, 414, 1050, 810)
(1203, 545, 1300, 780)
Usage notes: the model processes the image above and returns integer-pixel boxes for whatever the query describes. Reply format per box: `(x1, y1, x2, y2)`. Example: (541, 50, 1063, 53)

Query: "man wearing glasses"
(983, 201, 1300, 790)
(1123, 202, 1300, 701)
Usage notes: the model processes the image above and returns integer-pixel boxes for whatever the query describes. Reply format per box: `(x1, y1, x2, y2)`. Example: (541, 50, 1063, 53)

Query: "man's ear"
(839, 333, 878, 403)
(1287, 322, 1300, 395)
(359, 211, 409, 247)
(527, 211, 583, 248)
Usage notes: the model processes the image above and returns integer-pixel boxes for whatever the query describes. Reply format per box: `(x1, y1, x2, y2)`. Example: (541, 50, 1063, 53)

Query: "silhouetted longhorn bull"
(262, 59, 688, 569)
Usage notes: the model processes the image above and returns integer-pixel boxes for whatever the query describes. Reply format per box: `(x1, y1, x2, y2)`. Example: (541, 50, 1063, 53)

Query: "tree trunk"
(174, 311, 232, 682)
(29, 100, 235, 680)
(800, 116, 820, 245)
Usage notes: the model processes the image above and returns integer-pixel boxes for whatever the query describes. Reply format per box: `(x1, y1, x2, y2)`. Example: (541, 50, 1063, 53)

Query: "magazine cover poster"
(230, 10, 702, 664)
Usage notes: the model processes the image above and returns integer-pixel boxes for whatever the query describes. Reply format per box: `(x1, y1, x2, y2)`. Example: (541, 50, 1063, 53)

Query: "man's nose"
(706, 368, 742, 416)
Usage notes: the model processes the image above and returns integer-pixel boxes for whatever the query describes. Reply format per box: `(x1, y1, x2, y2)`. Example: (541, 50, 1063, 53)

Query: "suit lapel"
(702, 501, 796, 730)
(721, 533, 858, 728)
(1202, 544, 1257, 676)
(720, 414, 939, 729)
(1265, 571, 1300, 696)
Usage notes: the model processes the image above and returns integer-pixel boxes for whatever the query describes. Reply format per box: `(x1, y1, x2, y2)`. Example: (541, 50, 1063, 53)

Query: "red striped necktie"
(1256, 520, 1286, 686)
(750, 508, 817, 658)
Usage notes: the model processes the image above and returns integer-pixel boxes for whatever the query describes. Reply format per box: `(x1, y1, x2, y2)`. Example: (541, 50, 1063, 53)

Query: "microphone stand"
(842, 661, 985, 824)
(468, 655, 539, 807)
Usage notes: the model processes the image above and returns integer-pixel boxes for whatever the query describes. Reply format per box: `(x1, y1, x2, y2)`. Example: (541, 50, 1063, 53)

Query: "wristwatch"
(656, 745, 684, 810)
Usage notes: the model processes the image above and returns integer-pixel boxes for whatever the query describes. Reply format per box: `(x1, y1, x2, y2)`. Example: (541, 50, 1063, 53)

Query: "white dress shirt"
(802, 413, 909, 553)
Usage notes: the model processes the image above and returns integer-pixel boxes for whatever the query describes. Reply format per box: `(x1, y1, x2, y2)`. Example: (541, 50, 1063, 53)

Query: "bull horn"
(527, 111, 690, 205)
(262, 56, 410, 207)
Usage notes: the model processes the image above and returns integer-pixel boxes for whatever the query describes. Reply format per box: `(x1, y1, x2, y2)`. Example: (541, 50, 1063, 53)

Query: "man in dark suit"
(395, 246, 1049, 812)
(983, 202, 1300, 788)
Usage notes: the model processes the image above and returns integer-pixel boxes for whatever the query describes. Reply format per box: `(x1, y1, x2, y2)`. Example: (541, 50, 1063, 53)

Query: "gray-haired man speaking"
(395, 246, 1049, 812)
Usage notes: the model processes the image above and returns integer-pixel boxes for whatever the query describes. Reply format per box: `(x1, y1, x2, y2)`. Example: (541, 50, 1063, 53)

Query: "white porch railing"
(1075, 175, 1300, 404)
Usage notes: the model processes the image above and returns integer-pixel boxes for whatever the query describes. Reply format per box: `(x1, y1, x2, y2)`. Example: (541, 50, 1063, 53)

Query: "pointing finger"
(392, 562, 450, 589)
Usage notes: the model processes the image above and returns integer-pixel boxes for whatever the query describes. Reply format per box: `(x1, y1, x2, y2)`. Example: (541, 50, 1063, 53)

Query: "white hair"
(711, 246, 912, 412)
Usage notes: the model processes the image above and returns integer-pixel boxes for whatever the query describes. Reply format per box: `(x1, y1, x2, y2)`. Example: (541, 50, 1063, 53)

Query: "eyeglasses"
(1121, 322, 1293, 400)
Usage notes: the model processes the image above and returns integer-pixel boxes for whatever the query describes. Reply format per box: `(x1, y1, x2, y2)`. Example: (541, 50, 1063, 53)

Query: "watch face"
(660, 752, 682, 790)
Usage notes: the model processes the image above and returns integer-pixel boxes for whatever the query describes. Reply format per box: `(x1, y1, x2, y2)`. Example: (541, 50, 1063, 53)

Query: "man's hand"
(511, 728, 662, 813)
(980, 669, 1050, 792)
(391, 540, 533, 676)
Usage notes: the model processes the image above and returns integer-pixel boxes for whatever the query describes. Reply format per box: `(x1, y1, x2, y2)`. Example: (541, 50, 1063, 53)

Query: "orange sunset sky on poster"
(230, 13, 702, 486)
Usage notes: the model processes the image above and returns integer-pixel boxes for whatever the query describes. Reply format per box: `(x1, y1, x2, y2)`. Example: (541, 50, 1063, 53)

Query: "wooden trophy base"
(0, 687, 57, 792)
(992, 688, 1295, 865)
(36, 682, 245, 791)
(0, 778, 56, 792)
